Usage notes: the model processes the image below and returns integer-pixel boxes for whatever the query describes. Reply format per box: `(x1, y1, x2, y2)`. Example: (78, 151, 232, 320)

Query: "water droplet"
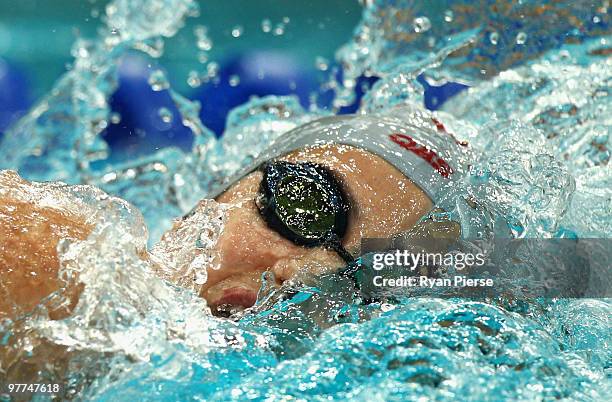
(229, 74, 240, 87)
(273, 23, 285, 36)
(190, 255, 208, 285)
(413, 16, 431, 33)
(110, 112, 121, 124)
(197, 52, 208, 64)
(516, 32, 527, 45)
(315, 56, 329, 71)
(489, 31, 499, 45)
(194, 25, 206, 35)
(195, 233, 207, 249)
(261, 19, 272, 33)
(105, 3, 117, 17)
(148, 70, 169, 91)
(194, 25, 213, 51)
(77, 45, 90, 59)
(187, 70, 202, 88)
(444, 10, 454, 22)
(231, 25, 243, 38)
(158, 107, 173, 124)
(186, 2, 200, 18)
(594, 88, 608, 97)
(206, 62, 220, 79)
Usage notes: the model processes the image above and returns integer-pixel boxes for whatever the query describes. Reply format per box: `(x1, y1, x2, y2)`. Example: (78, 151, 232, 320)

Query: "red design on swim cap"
(431, 117, 447, 132)
(389, 133, 454, 178)
(431, 117, 469, 147)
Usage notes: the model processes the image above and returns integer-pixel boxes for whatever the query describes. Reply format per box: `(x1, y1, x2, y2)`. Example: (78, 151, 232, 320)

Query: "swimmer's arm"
(0, 172, 92, 320)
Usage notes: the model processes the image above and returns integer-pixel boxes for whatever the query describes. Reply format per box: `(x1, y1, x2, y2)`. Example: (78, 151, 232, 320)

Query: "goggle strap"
(324, 232, 355, 265)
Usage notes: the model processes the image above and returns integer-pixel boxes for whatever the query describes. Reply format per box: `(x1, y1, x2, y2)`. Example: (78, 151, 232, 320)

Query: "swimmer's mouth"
(210, 287, 258, 317)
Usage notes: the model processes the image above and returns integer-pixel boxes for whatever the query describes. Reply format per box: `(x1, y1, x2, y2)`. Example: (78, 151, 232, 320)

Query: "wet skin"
(201, 144, 432, 312)
(0, 171, 91, 320)
(0, 144, 432, 319)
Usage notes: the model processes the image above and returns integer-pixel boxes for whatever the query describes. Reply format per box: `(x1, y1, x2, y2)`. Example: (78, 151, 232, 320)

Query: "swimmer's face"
(201, 144, 432, 314)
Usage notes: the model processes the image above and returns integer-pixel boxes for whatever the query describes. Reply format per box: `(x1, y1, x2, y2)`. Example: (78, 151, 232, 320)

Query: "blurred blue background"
(0, 1, 362, 160)
(0, 0, 465, 161)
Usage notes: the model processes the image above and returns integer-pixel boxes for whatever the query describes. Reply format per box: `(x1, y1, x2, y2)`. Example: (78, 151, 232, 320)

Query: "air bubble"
(516, 32, 527, 45)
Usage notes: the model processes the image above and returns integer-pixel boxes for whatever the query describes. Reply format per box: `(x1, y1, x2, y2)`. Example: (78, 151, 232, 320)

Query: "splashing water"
(0, 0, 200, 181)
(0, 0, 611, 401)
(442, 37, 612, 238)
(333, 0, 609, 108)
(0, 0, 213, 243)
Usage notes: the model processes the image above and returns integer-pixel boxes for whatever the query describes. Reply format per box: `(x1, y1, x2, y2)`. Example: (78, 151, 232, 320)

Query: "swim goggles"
(256, 161, 354, 264)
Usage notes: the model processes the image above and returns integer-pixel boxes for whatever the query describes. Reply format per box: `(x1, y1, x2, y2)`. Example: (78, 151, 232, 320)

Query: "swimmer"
(0, 105, 468, 319)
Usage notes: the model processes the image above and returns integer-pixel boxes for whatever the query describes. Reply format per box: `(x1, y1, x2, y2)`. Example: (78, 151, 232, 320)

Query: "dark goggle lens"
(275, 175, 337, 240)
(258, 161, 348, 247)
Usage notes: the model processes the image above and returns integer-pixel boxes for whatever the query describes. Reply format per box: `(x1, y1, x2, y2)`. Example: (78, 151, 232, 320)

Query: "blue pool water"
(0, 1, 610, 400)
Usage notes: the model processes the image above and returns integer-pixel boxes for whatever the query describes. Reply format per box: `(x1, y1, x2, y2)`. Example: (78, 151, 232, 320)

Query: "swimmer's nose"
(270, 261, 292, 284)
(200, 194, 306, 309)
(270, 247, 347, 285)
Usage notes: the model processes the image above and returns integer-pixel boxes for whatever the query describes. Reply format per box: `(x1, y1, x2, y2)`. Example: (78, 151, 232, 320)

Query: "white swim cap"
(209, 105, 470, 202)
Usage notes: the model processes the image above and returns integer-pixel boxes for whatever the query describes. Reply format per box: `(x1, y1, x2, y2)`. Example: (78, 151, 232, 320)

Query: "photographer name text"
(371, 250, 494, 288)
